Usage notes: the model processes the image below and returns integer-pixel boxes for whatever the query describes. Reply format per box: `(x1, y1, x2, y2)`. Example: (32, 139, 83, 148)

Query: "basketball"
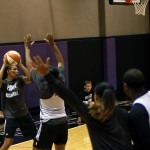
(4, 50, 21, 65)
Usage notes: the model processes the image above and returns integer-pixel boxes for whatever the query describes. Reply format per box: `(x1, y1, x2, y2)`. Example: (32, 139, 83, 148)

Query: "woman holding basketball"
(0, 54, 37, 150)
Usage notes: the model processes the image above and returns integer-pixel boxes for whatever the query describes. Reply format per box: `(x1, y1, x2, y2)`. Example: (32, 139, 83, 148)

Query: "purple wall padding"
(103, 38, 117, 89)
(0, 41, 68, 108)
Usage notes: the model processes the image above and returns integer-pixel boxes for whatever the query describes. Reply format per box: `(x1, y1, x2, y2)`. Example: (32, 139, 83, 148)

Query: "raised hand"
(3, 54, 8, 66)
(18, 56, 22, 66)
(44, 33, 55, 46)
(32, 56, 50, 77)
(24, 34, 35, 49)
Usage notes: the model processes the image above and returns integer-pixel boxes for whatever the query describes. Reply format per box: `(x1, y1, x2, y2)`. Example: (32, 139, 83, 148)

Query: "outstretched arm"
(18, 57, 31, 84)
(30, 56, 91, 124)
(44, 33, 64, 68)
(0, 57, 7, 88)
(24, 34, 34, 72)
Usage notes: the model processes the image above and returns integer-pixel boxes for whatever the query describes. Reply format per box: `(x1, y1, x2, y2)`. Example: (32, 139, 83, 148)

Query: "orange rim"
(125, 0, 133, 4)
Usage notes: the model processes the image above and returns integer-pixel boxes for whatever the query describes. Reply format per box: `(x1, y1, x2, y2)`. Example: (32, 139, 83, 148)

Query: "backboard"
(109, 0, 148, 16)
(109, 0, 141, 4)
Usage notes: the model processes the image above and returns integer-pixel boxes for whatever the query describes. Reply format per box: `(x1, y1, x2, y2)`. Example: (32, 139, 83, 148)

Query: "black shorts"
(33, 122, 68, 149)
(4, 114, 37, 139)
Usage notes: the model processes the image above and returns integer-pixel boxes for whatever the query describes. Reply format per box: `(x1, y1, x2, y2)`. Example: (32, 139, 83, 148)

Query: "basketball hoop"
(125, 0, 149, 16)
(133, 0, 149, 16)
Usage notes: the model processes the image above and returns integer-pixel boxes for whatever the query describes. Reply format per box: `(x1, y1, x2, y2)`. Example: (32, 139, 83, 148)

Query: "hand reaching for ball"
(3, 54, 7, 66)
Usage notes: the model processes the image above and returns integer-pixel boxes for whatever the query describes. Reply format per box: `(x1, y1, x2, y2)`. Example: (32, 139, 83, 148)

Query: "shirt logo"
(6, 83, 19, 98)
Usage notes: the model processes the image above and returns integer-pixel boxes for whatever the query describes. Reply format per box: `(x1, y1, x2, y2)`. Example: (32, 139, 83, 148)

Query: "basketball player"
(123, 68, 150, 150)
(30, 56, 133, 150)
(24, 33, 68, 150)
(0, 56, 37, 150)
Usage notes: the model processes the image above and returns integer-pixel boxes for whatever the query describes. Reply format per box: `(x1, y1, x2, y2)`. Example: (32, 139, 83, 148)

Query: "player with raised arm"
(24, 33, 68, 150)
(0, 55, 37, 150)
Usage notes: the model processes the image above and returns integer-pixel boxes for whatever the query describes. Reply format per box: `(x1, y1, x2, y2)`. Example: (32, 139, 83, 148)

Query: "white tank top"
(40, 93, 66, 123)
(133, 91, 150, 125)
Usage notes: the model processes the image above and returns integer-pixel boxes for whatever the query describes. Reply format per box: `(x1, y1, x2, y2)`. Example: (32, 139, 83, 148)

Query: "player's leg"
(0, 134, 3, 148)
(0, 119, 16, 150)
(54, 122, 68, 150)
(0, 138, 13, 150)
(33, 123, 55, 150)
(0, 120, 4, 148)
(55, 144, 66, 150)
(19, 114, 37, 139)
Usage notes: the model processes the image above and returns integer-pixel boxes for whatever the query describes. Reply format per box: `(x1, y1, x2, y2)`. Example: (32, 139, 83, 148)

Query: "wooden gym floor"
(9, 125, 92, 150)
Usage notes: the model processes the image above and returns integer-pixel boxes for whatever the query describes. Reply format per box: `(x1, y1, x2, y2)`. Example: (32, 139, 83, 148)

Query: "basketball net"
(126, 0, 149, 16)
(133, 0, 149, 16)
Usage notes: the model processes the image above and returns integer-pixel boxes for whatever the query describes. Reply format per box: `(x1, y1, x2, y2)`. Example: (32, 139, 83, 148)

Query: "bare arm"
(24, 34, 34, 73)
(44, 33, 64, 68)
(18, 57, 31, 84)
(0, 57, 7, 88)
(30, 56, 91, 124)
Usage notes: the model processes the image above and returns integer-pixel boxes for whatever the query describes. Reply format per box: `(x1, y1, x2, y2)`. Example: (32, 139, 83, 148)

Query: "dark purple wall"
(103, 38, 117, 89)
(1, 35, 150, 107)
(0, 38, 120, 108)
(0, 41, 68, 108)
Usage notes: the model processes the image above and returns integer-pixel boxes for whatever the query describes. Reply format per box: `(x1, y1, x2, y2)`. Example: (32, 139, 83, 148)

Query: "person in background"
(0, 56, 37, 150)
(24, 33, 68, 150)
(78, 80, 94, 124)
(30, 56, 133, 150)
(79, 80, 94, 106)
(123, 68, 150, 150)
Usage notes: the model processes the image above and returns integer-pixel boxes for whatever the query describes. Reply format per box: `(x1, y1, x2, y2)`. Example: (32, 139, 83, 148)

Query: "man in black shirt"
(78, 80, 94, 124)
(79, 80, 94, 105)
(123, 68, 150, 150)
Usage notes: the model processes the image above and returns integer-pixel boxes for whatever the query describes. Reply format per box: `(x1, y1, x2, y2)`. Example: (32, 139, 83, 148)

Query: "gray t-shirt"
(30, 66, 67, 124)
(0, 77, 29, 118)
(30, 66, 65, 99)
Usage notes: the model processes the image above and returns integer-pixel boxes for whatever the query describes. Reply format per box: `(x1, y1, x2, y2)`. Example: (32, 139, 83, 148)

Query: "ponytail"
(89, 82, 115, 122)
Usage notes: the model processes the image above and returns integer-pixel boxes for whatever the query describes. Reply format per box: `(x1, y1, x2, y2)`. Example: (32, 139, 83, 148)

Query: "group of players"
(0, 33, 150, 150)
(0, 33, 68, 150)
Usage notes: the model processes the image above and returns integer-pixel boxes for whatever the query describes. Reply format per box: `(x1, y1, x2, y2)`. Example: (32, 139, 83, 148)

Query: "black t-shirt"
(0, 77, 29, 118)
(79, 89, 94, 102)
